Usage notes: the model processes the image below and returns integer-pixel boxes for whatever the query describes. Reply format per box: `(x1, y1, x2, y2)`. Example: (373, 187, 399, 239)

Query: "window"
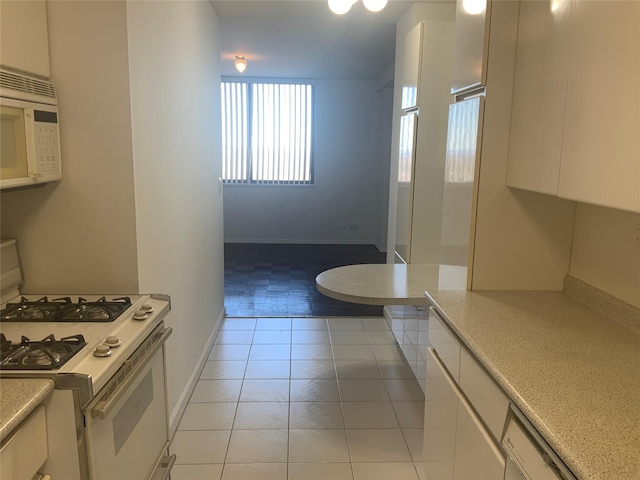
(221, 80, 314, 185)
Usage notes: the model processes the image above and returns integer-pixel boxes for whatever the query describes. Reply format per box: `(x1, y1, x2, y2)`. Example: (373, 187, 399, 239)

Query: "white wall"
(223, 79, 386, 245)
(1, 0, 139, 294)
(126, 0, 225, 432)
(569, 204, 640, 308)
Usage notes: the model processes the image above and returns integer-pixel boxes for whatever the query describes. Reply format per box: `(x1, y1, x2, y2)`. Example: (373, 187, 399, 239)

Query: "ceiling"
(211, 0, 416, 79)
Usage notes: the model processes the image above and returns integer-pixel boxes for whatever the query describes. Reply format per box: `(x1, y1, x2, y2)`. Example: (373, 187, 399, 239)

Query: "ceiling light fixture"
(234, 55, 247, 73)
(328, 0, 386, 15)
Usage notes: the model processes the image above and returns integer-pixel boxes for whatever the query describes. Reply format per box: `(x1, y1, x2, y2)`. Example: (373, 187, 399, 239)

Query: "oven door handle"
(91, 325, 172, 420)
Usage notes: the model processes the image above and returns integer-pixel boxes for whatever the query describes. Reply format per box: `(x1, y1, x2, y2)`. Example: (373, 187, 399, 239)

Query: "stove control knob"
(93, 344, 112, 357)
(105, 336, 121, 348)
(132, 309, 148, 321)
(141, 304, 154, 313)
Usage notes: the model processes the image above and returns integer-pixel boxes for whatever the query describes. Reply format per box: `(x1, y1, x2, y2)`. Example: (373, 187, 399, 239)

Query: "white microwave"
(0, 69, 62, 190)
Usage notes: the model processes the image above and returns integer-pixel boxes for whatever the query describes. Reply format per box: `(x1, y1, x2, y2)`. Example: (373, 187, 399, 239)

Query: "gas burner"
(0, 334, 86, 370)
(0, 296, 132, 323)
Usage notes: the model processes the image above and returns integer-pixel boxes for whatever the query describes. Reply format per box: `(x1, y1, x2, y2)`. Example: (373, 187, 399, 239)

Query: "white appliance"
(0, 69, 62, 190)
(502, 405, 577, 480)
(0, 239, 175, 480)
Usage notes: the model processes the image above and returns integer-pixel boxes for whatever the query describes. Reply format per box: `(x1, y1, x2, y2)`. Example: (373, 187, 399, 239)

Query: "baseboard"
(223, 238, 378, 246)
(169, 306, 225, 437)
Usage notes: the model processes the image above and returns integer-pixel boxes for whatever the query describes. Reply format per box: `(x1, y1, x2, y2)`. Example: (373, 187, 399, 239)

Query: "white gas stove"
(0, 239, 175, 480)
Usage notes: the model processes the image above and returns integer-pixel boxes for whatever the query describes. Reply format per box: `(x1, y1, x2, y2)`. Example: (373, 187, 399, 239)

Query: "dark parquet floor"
(224, 243, 386, 317)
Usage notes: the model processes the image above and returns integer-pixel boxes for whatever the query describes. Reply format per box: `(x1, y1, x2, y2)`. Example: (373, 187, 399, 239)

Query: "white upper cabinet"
(401, 22, 424, 111)
(558, 1, 640, 213)
(507, 0, 640, 213)
(0, 0, 51, 78)
(451, 0, 491, 94)
(506, 0, 570, 195)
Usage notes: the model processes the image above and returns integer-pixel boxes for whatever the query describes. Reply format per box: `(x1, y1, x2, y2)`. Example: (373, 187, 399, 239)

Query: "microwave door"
(0, 104, 30, 180)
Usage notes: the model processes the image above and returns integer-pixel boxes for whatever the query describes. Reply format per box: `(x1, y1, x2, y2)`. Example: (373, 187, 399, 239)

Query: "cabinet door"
(402, 22, 424, 111)
(558, 0, 640, 213)
(0, 0, 50, 78)
(451, 0, 491, 94)
(506, 0, 571, 195)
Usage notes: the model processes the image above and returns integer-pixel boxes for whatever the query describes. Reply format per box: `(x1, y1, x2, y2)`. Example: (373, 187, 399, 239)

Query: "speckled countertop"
(317, 264, 640, 479)
(0, 378, 55, 442)
(425, 289, 640, 480)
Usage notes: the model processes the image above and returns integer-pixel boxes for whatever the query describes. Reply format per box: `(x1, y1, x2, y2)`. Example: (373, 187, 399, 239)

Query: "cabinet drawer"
(459, 347, 510, 440)
(1, 405, 48, 480)
(429, 307, 461, 382)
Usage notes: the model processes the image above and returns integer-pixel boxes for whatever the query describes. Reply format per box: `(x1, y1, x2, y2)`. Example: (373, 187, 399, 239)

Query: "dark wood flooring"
(224, 243, 386, 317)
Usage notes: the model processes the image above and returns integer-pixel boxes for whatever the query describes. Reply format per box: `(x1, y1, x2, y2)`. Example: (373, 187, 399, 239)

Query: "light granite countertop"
(425, 289, 640, 480)
(316, 263, 640, 479)
(0, 378, 55, 442)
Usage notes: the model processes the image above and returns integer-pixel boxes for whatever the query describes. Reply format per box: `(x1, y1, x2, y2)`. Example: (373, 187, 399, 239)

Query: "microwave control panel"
(33, 109, 61, 177)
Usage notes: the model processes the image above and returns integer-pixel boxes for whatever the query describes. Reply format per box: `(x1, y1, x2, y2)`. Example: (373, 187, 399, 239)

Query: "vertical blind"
(221, 81, 314, 184)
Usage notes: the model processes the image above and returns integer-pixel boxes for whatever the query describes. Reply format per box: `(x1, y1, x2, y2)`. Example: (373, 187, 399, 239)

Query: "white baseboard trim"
(223, 238, 379, 246)
(169, 306, 225, 437)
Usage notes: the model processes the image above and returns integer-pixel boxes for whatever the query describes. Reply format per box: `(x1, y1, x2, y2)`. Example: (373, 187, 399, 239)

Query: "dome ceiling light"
(234, 55, 247, 73)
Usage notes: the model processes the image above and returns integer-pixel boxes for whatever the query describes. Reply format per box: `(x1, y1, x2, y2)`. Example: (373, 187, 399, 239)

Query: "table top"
(316, 263, 468, 305)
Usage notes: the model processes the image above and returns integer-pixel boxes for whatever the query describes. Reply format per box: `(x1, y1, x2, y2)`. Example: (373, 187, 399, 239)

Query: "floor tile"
(245, 360, 291, 379)
(190, 380, 242, 403)
(226, 429, 288, 463)
(249, 344, 291, 360)
(384, 378, 425, 402)
(288, 463, 353, 480)
(234, 402, 289, 429)
(352, 462, 419, 480)
(393, 401, 425, 429)
(335, 360, 381, 379)
(291, 330, 331, 344)
(371, 344, 405, 361)
(328, 318, 364, 331)
(221, 318, 257, 331)
(222, 463, 287, 480)
(171, 464, 223, 480)
(171, 430, 231, 464)
(332, 344, 375, 360)
(342, 402, 400, 429)
(366, 330, 397, 345)
(200, 360, 247, 380)
(178, 402, 237, 430)
(256, 318, 292, 330)
(240, 379, 290, 402)
(252, 330, 292, 344)
(378, 361, 415, 379)
(330, 330, 370, 345)
(338, 379, 390, 401)
(215, 330, 254, 345)
(290, 379, 340, 401)
(403, 428, 424, 462)
(291, 344, 333, 360)
(208, 344, 252, 361)
(291, 318, 328, 331)
(362, 318, 391, 331)
(291, 360, 336, 379)
(290, 402, 344, 429)
(346, 429, 412, 462)
(288, 429, 351, 462)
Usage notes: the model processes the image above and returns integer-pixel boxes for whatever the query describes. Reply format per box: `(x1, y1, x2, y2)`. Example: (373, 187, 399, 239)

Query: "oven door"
(85, 325, 174, 480)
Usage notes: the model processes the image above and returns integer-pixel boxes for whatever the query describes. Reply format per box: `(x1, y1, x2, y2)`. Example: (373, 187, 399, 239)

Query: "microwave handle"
(91, 326, 172, 420)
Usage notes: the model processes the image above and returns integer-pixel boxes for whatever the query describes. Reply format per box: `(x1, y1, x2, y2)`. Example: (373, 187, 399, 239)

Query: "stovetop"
(0, 333, 86, 370)
(1, 296, 133, 322)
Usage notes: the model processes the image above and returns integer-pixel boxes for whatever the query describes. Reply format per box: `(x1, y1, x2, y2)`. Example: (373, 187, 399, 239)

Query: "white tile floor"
(170, 317, 426, 480)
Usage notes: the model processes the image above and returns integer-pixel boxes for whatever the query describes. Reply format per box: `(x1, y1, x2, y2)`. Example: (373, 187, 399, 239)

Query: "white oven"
(86, 324, 174, 480)
(0, 239, 176, 480)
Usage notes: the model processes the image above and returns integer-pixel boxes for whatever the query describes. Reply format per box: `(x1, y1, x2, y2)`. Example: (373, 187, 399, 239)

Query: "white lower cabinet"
(423, 348, 505, 480)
